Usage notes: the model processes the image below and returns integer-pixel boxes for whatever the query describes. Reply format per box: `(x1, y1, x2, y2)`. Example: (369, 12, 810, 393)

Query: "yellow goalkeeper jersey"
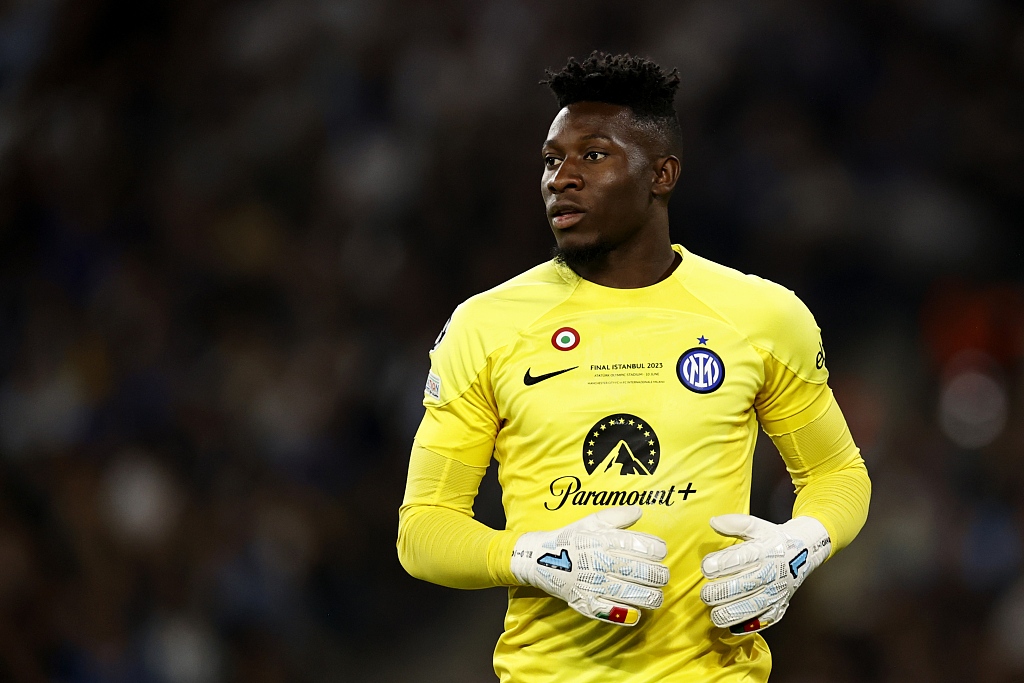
(415, 245, 834, 682)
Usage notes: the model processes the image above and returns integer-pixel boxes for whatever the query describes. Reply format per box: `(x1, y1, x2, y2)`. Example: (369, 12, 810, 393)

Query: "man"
(398, 52, 870, 682)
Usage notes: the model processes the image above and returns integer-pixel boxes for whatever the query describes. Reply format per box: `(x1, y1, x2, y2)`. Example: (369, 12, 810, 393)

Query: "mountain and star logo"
(583, 413, 661, 476)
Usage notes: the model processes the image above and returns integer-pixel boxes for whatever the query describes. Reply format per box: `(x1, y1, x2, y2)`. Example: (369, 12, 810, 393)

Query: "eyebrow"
(542, 133, 614, 150)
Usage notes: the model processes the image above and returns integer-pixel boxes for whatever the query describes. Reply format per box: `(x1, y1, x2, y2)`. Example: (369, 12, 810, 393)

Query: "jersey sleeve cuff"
(487, 530, 523, 586)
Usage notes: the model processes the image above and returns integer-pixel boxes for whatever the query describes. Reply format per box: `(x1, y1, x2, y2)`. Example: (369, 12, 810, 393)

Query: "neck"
(570, 220, 677, 289)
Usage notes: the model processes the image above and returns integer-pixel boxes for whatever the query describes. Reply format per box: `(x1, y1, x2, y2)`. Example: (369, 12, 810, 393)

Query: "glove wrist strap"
(510, 531, 542, 586)
(782, 516, 832, 560)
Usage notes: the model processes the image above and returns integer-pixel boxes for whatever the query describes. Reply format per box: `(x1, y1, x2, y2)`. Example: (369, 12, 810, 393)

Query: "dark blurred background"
(0, 0, 1022, 681)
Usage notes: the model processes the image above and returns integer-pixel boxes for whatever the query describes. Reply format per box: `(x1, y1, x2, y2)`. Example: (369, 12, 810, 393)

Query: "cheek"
(603, 174, 649, 214)
(626, 155, 655, 198)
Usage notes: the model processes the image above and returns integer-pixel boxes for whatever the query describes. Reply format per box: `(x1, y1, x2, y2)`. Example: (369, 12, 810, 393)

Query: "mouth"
(548, 204, 586, 229)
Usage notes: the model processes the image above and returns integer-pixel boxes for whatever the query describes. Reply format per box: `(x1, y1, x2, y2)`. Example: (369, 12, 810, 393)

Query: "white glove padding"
(510, 506, 669, 626)
(700, 515, 831, 634)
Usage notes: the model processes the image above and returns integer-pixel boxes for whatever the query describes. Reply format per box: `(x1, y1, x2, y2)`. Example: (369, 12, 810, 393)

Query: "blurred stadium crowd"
(0, 0, 1022, 681)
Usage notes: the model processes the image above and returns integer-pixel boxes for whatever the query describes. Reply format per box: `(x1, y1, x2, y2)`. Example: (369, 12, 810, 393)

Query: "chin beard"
(552, 242, 613, 273)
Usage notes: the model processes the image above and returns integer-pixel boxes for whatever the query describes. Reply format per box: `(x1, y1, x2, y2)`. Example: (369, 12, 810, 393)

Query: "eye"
(584, 151, 608, 161)
(544, 156, 562, 168)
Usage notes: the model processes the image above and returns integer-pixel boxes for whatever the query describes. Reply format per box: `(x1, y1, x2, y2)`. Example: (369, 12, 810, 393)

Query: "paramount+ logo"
(544, 413, 696, 511)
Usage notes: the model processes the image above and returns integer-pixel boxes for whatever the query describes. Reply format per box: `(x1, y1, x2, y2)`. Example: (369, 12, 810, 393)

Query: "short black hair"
(542, 52, 682, 153)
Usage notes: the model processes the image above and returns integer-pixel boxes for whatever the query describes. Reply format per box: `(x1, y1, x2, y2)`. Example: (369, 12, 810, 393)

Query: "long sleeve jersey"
(398, 245, 870, 683)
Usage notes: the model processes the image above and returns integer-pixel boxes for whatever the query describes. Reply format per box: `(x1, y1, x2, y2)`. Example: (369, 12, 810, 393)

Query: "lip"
(551, 211, 585, 228)
(548, 202, 586, 229)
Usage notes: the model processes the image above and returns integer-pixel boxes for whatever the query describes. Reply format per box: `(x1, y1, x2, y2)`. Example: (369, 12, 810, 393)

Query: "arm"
(397, 330, 517, 589)
(700, 288, 870, 633)
(399, 303, 670, 624)
(767, 389, 871, 556)
(397, 442, 669, 624)
(750, 289, 871, 553)
(397, 442, 518, 589)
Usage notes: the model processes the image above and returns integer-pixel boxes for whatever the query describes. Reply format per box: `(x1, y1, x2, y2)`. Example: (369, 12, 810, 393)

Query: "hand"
(510, 506, 669, 626)
(700, 514, 831, 634)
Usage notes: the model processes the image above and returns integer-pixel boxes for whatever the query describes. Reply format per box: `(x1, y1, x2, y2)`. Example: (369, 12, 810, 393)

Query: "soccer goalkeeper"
(397, 52, 870, 682)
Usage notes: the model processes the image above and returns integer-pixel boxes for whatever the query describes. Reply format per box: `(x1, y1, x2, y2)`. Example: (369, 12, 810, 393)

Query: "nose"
(546, 160, 583, 194)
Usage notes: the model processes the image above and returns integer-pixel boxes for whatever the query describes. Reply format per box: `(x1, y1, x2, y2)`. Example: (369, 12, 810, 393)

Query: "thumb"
(709, 514, 773, 541)
(701, 514, 773, 579)
(576, 506, 642, 532)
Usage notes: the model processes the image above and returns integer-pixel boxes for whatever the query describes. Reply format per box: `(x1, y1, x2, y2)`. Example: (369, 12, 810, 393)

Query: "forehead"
(544, 102, 645, 147)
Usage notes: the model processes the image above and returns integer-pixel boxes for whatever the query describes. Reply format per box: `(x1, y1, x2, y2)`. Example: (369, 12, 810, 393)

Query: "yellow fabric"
(416, 376, 500, 468)
(397, 443, 519, 588)
(768, 391, 871, 556)
(403, 245, 868, 683)
(754, 365, 833, 436)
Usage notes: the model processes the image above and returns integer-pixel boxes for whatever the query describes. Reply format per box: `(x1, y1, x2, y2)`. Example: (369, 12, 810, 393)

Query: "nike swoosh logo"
(524, 366, 577, 386)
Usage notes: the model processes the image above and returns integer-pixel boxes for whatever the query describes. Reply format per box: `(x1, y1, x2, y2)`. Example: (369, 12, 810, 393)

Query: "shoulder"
(442, 261, 578, 348)
(682, 252, 810, 327)
(680, 250, 825, 381)
(426, 261, 578, 403)
(460, 260, 576, 320)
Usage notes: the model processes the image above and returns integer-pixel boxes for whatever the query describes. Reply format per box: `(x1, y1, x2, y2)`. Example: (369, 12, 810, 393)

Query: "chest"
(492, 310, 764, 454)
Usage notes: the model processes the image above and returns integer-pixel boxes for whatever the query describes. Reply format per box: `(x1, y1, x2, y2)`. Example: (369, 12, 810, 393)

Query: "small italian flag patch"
(551, 327, 580, 351)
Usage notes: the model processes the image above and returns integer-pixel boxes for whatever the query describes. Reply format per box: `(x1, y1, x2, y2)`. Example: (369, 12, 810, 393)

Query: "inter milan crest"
(677, 347, 725, 394)
(582, 414, 660, 476)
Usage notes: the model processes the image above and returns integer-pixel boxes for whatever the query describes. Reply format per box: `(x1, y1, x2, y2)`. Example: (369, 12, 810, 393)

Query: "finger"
(708, 582, 787, 628)
(591, 600, 641, 626)
(579, 506, 643, 532)
(700, 561, 778, 605)
(601, 529, 668, 560)
(601, 578, 664, 610)
(728, 601, 788, 635)
(700, 542, 764, 579)
(586, 546, 670, 587)
(611, 557, 670, 588)
(709, 514, 772, 541)
(728, 614, 773, 635)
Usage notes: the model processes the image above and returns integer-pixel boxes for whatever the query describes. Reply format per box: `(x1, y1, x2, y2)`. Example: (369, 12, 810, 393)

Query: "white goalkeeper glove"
(699, 514, 831, 634)
(510, 506, 669, 626)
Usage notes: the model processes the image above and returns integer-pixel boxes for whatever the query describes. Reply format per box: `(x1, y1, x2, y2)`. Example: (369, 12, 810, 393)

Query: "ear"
(651, 155, 680, 199)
